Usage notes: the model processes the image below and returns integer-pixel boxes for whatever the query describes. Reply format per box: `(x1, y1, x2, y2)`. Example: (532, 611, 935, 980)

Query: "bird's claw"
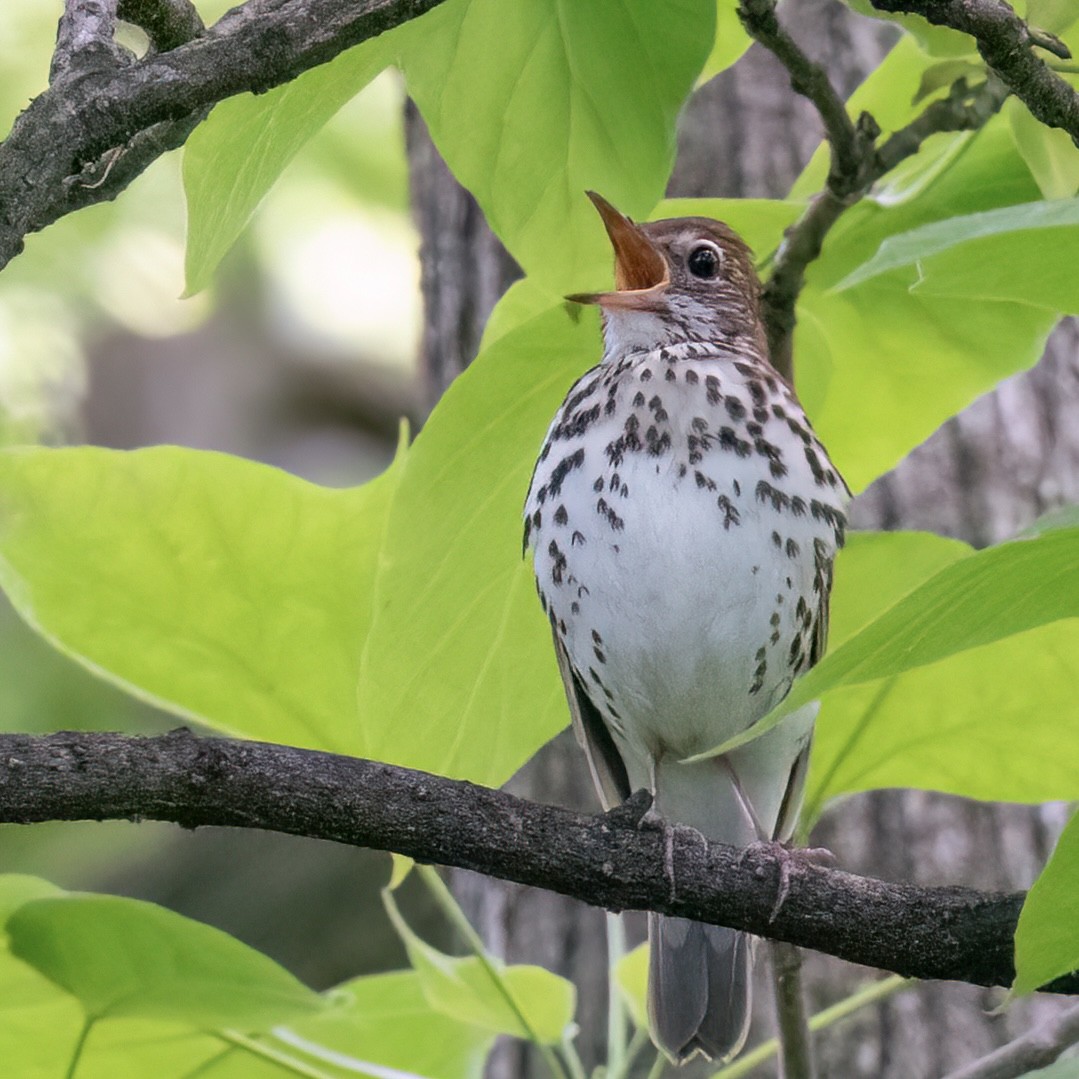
(739, 840, 834, 924)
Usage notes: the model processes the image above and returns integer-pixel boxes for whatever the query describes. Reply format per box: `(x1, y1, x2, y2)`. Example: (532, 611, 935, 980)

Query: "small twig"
(117, 0, 204, 53)
(940, 1001, 1079, 1079)
(737, 0, 864, 185)
(869, 0, 1079, 143)
(0, 0, 451, 272)
(770, 941, 816, 1079)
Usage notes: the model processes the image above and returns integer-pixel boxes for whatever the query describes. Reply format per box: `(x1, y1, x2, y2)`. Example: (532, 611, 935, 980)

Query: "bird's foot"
(738, 841, 835, 924)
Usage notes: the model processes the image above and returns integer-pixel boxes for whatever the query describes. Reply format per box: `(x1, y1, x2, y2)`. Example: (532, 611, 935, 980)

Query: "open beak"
(567, 191, 669, 308)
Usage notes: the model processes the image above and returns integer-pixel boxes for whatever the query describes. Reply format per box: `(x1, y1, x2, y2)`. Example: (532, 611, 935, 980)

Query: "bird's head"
(569, 191, 765, 357)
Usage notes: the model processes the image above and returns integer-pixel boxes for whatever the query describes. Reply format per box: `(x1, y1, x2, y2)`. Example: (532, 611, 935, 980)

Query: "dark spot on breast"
(685, 369, 699, 384)
(719, 427, 751, 457)
(717, 495, 740, 529)
(633, 391, 646, 407)
(725, 397, 746, 421)
(547, 447, 586, 496)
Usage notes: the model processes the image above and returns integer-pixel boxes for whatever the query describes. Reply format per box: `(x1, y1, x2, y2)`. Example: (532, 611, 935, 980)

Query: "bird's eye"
(687, 244, 721, 279)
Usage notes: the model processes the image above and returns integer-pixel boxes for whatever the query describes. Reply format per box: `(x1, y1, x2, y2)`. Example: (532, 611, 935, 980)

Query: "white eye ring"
(687, 242, 723, 279)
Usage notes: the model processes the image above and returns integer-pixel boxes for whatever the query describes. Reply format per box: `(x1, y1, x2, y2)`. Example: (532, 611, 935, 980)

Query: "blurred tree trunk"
(406, 4, 1078, 1074)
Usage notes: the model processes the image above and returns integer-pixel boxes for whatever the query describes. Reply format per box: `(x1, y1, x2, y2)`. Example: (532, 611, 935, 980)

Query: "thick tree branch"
(0, 728, 1071, 997)
(870, 0, 1079, 143)
(0, 0, 447, 271)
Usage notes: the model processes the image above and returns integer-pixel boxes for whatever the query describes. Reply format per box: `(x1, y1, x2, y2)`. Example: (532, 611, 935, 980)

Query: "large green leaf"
(787, 525, 1079, 718)
(1014, 810, 1079, 995)
(833, 197, 1079, 295)
(183, 39, 392, 294)
(395, 0, 715, 290)
(0, 445, 402, 753)
(6, 893, 323, 1028)
(807, 619, 1079, 816)
(0, 876, 490, 1078)
(383, 887, 575, 1043)
(699, 1, 752, 83)
(355, 303, 583, 783)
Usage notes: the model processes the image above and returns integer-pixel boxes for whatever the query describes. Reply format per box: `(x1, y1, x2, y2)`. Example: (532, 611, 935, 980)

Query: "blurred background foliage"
(0, 3, 436, 989)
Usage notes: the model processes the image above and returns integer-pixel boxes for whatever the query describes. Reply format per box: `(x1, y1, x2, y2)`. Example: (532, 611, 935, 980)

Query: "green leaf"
(1014, 810, 1079, 995)
(833, 196, 1079, 294)
(913, 59, 986, 103)
(260, 970, 494, 1079)
(807, 618, 1079, 815)
(383, 887, 575, 1043)
(788, 525, 1079, 717)
(699, 1, 752, 83)
(0, 874, 63, 922)
(395, 0, 715, 289)
(0, 445, 403, 753)
(802, 521, 1079, 814)
(826, 530, 972, 652)
(6, 894, 324, 1027)
(355, 303, 587, 784)
(613, 943, 649, 1030)
(793, 119, 1055, 491)
(1026, 0, 1079, 35)
(1006, 97, 1079, 201)
(183, 40, 391, 294)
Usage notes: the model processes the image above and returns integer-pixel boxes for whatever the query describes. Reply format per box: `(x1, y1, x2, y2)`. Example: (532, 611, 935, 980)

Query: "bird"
(523, 192, 848, 1064)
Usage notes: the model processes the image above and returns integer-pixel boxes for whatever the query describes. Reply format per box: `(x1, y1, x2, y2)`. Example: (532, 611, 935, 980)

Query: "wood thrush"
(524, 193, 848, 1063)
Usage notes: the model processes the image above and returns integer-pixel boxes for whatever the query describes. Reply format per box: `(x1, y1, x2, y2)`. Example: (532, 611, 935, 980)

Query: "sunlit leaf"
(0, 877, 490, 1078)
(1006, 97, 1079, 201)
(1026, 0, 1079, 35)
(613, 943, 649, 1030)
(1014, 811, 1079, 995)
(383, 887, 575, 1044)
(699, 1, 752, 83)
(394, 0, 715, 289)
(833, 197, 1079, 294)
(0, 445, 403, 753)
(7, 894, 324, 1027)
(183, 40, 391, 294)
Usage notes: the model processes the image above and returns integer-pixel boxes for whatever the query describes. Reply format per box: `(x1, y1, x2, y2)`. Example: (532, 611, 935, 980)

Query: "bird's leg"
(721, 757, 834, 923)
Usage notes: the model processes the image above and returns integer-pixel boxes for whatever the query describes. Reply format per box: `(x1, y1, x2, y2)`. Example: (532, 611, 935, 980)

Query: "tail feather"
(648, 913, 752, 1064)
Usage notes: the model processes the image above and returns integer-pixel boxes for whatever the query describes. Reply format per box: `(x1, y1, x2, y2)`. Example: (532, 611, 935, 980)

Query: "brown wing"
(551, 629, 630, 810)
(775, 550, 836, 842)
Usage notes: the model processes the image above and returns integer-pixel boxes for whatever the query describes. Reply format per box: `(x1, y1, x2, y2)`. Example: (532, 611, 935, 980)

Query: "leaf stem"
(218, 1031, 337, 1079)
(605, 913, 629, 1077)
(711, 974, 911, 1078)
(416, 865, 572, 1079)
(770, 941, 816, 1079)
(65, 1017, 94, 1079)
